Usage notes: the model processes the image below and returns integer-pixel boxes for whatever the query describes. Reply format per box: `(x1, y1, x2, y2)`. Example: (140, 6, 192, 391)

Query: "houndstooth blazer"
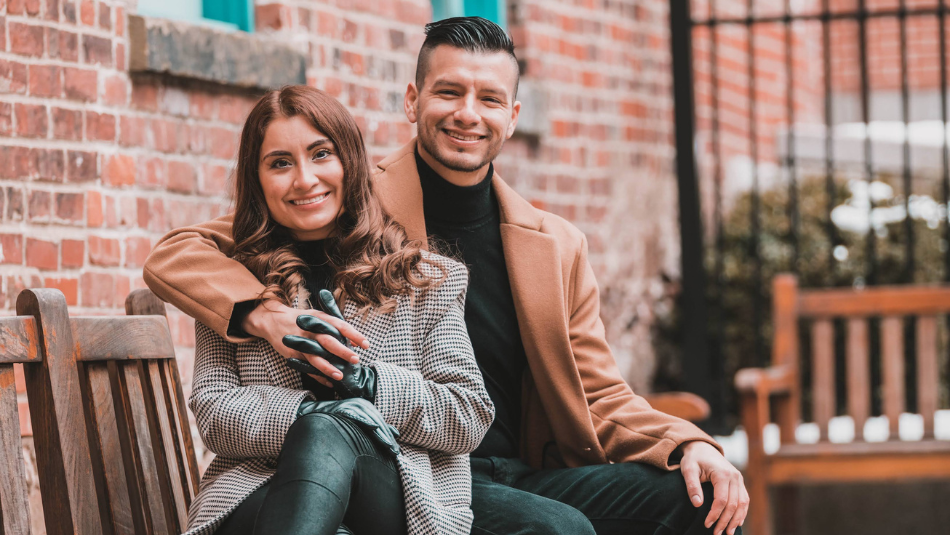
(182, 254, 494, 535)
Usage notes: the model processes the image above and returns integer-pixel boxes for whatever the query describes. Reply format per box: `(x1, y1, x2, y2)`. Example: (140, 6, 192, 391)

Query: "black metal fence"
(670, 0, 950, 431)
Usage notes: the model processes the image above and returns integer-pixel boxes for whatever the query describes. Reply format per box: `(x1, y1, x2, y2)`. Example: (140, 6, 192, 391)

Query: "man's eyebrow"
(261, 138, 332, 161)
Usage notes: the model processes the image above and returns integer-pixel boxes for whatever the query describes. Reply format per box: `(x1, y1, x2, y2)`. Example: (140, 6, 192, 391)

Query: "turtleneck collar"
(295, 239, 329, 267)
(415, 150, 495, 226)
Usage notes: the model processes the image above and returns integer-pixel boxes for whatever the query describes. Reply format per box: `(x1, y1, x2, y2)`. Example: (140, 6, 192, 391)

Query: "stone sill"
(129, 15, 306, 90)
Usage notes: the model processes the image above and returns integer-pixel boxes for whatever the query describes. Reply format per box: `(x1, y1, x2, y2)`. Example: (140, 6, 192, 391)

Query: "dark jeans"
(216, 413, 406, 535)
(470, 457, 740, 535)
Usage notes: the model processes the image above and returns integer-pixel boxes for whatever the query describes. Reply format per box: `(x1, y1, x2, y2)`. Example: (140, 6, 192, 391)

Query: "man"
(145, 17, 747, 535)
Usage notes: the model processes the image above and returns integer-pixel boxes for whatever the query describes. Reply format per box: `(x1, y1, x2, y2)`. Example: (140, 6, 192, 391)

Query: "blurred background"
(1, 0, 948, 533)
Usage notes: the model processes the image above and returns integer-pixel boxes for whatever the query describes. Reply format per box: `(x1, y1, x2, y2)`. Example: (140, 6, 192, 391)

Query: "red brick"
(45, 0, 61, 21)
(131, 83, 158, 111)
(27, 190, 51, 222)
(124, 236, 151, 268)
(150, 119, 178, 153)
(115, 6, 125, 36)
(118, 196, 136, 227)
(28, 64, 62, 98)
(256, 3, 290, 30)
(200, 164, 229, 196)
(87, 190, 102, 227)
(30, 148, 64, 182)
(0, 60, 29, 95)
(115, 42, 126, 71)
(61, 239, 84, 267)
(98, 3, 111, 30)
(5, 187, 24, 221)
(189, 92, 215, 119)
(79, 0, 94, 25)
(15, 103, 48, 138)
(186, 125, 207, 153)
(103, 74, 127, 105)
(82, 34, 112, 67)
(85, 111, 116, 141)
(0, 103, 12, 136)
(0, 234, 24, 264)
(0, 146, 30, 180)
(104, 195, 117, 227)
(52, 107, 83, 141)
(88, 235, 119, 266)
(49, 29, 79, 61)
(64, 67, 97, 102)
(136, 197, 149, 229)
(66, 150, 97, 182)
(167, 160, 196, 194)
(217, 96, 253, 124)
(119, 115, 146, 147)
(103, 154, 135, 187)
(7, 0, 25, 14)
(139, 157, 165, 189)
(63, 1, 77, 23)
(44, 277, 78, 306)
(25, 238, 57, 270)
(210, 127, 238, 159)
(55, 192, 84, 223)
(80, 272, 113, 307)
(9, 23, 44, 57)
(114, 275, 130, 308)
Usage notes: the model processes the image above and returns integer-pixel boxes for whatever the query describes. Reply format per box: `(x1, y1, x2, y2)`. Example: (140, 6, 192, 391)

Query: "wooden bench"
(1, 288, 198, 534)
(736, 274, 950, 535)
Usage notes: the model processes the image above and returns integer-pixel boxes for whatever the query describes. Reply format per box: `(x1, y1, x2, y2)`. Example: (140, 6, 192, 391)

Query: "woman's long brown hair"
(231, 85, 443, 313)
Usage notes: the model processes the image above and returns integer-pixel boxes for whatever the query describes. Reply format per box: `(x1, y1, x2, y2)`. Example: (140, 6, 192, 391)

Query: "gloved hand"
(284, 290, 377, 402)
(296, 398, 400, 457)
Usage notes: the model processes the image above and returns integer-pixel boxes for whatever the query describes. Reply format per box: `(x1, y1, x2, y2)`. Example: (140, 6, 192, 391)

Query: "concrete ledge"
(129, 15, 306, 90)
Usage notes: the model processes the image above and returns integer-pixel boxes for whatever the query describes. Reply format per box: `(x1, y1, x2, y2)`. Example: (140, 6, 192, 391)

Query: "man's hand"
(241, 299, 368, 386)
(679, 441, 748, 535)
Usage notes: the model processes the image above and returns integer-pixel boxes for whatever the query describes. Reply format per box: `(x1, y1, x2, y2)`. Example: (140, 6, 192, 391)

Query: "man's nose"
(454, 95, 480, 125)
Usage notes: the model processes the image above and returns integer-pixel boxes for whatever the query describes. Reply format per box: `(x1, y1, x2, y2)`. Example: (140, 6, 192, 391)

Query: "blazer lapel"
(494, 177, 599, 463)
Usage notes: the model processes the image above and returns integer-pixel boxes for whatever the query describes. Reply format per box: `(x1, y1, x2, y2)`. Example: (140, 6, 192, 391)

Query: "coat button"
(583, 447, 592, 451)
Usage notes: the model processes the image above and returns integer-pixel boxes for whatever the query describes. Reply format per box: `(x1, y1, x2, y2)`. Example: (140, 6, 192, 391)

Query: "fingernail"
(691, 495, 702, 506)
(334, 372, 343, 380)
(362, 341, 370, 348)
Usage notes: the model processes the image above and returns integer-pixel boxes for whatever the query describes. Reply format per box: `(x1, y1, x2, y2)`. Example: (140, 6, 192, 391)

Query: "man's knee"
(474, 504, 595, 535)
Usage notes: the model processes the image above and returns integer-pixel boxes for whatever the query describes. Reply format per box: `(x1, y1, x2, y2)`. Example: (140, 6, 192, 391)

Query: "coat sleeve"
(143, 214, 265, 343)
(372, 261, 495, 455)
(568, 234, 723, 470)
(188, 321, 311, 459)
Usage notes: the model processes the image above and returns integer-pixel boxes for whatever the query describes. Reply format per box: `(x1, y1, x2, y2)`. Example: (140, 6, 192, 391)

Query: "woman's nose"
(293, 164, 321, 189)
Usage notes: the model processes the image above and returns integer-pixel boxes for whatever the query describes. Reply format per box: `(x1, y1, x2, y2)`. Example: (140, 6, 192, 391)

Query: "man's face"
(405, 45, 521, 179)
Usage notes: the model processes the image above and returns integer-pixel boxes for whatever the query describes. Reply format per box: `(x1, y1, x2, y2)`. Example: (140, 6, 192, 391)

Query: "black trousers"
(216, 413, 406, 535)
(470, 457, 741, 535)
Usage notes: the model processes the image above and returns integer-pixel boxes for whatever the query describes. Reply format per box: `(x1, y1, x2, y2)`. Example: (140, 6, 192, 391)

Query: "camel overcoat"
(144, 139, 720, 471)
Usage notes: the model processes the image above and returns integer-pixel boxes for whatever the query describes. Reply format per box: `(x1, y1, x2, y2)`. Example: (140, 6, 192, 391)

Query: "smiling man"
(144, 17, 747, 535)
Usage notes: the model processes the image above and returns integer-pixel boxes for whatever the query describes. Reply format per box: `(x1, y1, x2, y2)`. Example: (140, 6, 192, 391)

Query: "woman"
(181, 85, 494, 535)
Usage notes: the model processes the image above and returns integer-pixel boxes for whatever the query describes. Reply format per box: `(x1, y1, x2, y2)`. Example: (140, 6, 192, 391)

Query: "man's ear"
(506, 100, 522, 139)
(404, 83, 419, 123)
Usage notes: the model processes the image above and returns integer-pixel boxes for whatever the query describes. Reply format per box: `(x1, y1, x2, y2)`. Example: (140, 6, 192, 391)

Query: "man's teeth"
(292, 193, 328, 205)
(447, 132, 481, 141)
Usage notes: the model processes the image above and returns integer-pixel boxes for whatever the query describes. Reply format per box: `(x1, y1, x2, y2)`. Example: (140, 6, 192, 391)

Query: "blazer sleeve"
(189, 321, 311, 459)
(568, 234, 723, 470)
(372, 261, 495, 455)
(143, 214, 265, 343)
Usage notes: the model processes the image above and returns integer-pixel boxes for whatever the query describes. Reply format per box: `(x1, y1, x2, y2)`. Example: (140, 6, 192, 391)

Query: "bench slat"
(120, 361, 170, 535)
(916, 316, 938, 439)
(71, 317, 176, 362)
(163, 360, 199, 499)
(0, 364, 31, 535)
(86, 363, 137, 535)
(811, 319, 835, 441)
(147, 360, 188, 532)
(0, 318, 39, 365)
(846, 318, 870, 441)
(881, 317, 904, 440)
(799, 285, 950, 317)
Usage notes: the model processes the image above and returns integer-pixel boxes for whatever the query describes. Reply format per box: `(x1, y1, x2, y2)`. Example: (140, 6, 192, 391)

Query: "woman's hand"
(241, 299, 368, 386)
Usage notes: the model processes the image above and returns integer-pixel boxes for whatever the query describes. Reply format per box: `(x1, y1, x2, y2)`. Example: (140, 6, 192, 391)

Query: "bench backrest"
(13, 288, 198, 535)
(773, 274, 950, 444)
(0, 314, 40, 534)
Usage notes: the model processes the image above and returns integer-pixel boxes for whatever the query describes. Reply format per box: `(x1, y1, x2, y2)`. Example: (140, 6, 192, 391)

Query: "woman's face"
(258, 115, 345, 241)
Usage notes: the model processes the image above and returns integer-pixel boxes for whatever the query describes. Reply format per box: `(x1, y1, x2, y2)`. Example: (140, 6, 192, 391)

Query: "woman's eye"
(313, 149, 331, 160)
(271, 159, 291, 169)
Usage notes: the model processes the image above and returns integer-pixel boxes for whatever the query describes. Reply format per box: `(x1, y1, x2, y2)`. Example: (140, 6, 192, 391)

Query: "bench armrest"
(643, 391, 711, 422)
(735, 365, 795, 396)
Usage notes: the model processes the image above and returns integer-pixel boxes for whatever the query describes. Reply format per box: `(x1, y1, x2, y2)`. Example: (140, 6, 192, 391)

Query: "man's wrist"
(240, 301, 273, 339)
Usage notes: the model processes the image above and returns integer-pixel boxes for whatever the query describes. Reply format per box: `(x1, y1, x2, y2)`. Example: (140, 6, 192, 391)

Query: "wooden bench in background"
(0, 288, 198, 534)
(736, 274, 950, 535)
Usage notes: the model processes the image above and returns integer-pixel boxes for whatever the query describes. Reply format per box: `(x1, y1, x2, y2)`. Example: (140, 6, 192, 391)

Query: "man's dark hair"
(415, 16, 519, 96)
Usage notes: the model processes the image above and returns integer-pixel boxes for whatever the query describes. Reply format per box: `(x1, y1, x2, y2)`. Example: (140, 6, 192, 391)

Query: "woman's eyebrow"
(307, 138, 332, 151)
(261, 138, 332, 161)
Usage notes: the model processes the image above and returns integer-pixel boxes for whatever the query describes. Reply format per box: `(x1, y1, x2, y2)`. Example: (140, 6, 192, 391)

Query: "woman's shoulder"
(416, 250, 468, 286)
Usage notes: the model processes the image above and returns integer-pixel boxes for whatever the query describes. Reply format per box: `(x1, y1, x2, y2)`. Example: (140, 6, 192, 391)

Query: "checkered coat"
(183, 254, 494, 535)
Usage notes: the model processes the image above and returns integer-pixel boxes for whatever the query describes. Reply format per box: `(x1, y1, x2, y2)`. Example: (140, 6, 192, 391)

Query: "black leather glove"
(296, 398, 400, 457)
(284, 290, 377, 402)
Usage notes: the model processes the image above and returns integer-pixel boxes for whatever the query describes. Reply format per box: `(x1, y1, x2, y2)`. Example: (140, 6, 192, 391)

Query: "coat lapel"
(374, 140, 428, 247)
(494, 179, 599, 464)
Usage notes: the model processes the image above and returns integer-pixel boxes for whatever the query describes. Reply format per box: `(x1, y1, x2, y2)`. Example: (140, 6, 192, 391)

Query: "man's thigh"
(514, 462, 718, 535)
(471, 474, 596, 535)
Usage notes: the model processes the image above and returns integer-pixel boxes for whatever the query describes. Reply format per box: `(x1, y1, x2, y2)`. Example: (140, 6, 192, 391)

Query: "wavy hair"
(231, 85, 444, 313)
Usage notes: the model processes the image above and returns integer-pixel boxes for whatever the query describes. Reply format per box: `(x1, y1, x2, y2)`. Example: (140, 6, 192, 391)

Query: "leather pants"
(216, 413, 407, 535)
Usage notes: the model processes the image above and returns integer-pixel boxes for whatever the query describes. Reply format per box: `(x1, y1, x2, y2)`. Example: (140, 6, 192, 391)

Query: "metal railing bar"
(693, 6, 944, 27)
(823, 0, 838, 281)
(859, 0, 878, 285)
(786, 0, 800, 273)
(941, 0, 950, 284)
(745, 0, 766, 366)
(899, 0, 915, 285)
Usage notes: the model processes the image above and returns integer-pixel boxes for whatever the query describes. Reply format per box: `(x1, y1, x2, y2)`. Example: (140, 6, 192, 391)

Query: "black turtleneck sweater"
(295, 239, 338, 401)
(416, 151, 527, 459)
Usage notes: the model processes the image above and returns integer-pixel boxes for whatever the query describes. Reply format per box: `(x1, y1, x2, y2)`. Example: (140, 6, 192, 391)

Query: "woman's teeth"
(292, 193, 329, 205)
